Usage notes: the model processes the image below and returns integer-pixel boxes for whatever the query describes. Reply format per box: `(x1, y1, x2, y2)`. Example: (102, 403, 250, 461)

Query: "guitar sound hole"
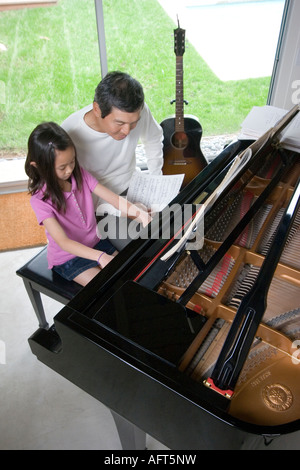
(172, 132, 188, 150)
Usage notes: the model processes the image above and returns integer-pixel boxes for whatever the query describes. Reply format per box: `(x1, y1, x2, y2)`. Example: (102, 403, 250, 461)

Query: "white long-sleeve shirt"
(61, 103, 163, 214)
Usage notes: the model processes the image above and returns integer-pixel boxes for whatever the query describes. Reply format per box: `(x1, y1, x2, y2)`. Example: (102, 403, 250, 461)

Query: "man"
(61, 71, 164, 216)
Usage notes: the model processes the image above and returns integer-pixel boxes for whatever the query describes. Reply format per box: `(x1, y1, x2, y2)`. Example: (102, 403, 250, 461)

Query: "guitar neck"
(175, 56, 184, 132)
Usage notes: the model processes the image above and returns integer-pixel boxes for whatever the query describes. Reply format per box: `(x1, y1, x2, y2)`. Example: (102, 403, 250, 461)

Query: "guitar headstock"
(174, 21, 185, 57)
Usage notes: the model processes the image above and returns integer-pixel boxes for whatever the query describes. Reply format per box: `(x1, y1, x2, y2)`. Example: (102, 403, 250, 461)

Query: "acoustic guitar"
(161, 21, 208, 188)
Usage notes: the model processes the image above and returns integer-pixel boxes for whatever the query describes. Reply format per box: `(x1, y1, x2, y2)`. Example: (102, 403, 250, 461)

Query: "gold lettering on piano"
(262, 384, 293, 412)
(250, 370, 271, 388)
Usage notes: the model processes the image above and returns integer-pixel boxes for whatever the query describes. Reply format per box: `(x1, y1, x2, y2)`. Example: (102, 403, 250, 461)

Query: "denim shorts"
(52, 239, 116, 281)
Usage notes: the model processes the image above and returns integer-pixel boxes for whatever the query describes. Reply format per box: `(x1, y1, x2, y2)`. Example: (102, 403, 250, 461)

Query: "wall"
(268, 0, 300, 109)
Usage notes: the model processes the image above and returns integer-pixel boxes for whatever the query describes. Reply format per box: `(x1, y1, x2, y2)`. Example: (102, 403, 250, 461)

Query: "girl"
(25, 122, 151, 286)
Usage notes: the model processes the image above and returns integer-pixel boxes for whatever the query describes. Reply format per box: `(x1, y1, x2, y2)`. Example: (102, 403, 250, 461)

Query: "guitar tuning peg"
(184, 100, 189, 105)
(170, 99, 176, 105)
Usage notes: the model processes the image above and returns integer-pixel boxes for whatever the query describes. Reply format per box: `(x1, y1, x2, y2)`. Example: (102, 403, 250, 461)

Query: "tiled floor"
(0, 246, 168, 450)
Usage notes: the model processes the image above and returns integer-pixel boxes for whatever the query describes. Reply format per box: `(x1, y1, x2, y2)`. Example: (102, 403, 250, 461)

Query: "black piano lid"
(92, 281, 207, 367)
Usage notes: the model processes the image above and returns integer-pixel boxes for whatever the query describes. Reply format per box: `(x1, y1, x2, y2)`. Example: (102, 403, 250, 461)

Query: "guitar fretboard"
(175, 56, 184, 132)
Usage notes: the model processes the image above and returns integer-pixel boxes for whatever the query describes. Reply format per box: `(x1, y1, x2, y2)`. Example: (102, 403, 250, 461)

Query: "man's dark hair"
(94, 71, 144, 118)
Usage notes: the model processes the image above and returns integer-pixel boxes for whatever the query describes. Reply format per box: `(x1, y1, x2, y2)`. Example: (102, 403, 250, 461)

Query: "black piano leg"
(22, 279, 49, 329)
(110, 410, 146, 450)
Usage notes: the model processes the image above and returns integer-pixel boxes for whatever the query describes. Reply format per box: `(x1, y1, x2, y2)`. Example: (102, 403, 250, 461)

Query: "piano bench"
(16, 246, 82, 329)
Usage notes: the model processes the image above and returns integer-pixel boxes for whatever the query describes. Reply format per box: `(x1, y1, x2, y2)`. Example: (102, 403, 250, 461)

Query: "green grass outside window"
(0, 0, 271, 155)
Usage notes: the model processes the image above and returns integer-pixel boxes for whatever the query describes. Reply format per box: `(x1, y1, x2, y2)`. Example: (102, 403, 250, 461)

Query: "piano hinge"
(203, 377, 234, 399)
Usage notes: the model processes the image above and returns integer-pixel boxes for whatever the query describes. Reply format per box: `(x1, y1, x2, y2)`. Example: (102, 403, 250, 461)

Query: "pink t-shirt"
(30, 168, 100, 268)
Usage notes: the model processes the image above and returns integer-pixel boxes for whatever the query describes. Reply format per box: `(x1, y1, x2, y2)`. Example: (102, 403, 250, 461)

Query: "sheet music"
(238, 105, 287, 139)
(238, 105, 300, 152)
(279, 111, 300, 150)
(127, 172, 184, 211)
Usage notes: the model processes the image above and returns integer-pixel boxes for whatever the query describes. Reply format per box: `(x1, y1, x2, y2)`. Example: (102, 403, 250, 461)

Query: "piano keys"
(28, 106, 300, 449)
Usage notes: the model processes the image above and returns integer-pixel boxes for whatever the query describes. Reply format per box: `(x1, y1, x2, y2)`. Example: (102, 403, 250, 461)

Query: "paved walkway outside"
(158, 0, 285, 81)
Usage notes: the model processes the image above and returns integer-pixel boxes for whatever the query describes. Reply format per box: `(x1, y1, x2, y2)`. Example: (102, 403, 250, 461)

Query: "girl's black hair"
(25, 122, 82, 212)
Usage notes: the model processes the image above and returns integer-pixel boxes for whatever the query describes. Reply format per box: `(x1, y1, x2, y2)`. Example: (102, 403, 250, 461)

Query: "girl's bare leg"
(73, 251, 118, 286)
(73, 267, 101, 286)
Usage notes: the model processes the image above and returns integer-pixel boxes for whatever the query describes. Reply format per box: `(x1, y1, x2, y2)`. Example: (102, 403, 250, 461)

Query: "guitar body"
(161, 114, 208, 188)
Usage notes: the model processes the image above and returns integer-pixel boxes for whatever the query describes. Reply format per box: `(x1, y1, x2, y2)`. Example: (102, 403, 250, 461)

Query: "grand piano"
(28, 106, 300, 450)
